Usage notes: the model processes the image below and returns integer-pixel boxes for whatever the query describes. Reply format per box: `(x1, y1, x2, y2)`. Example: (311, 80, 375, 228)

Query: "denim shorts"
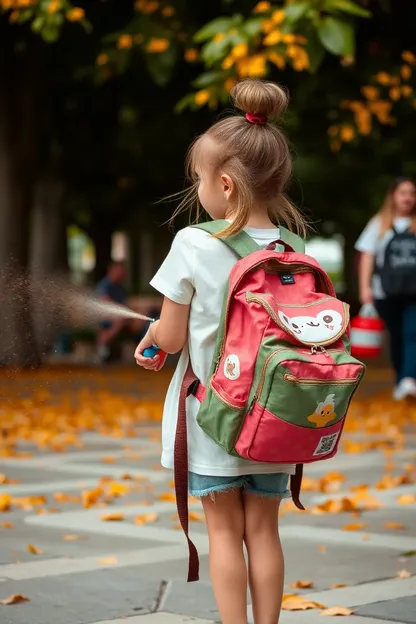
(188, 472, 291, 500)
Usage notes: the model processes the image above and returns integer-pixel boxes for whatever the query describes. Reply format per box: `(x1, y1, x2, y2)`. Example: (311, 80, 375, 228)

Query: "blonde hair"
(170, 79, 308, 238)
(377, 177, 416, 237)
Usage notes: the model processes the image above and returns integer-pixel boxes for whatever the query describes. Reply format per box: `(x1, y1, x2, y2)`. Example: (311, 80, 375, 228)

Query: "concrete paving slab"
(0, 569, 160, 624)
(160, 580, 219, 621)
(358, 596, 416, 623)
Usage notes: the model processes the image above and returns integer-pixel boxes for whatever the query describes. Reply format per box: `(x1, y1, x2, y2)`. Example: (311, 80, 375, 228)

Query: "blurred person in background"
(356, 177, 416, 400)
(96, 261, 143, 363)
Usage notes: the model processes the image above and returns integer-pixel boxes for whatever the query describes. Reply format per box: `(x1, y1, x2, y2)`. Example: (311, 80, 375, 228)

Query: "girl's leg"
(243, 493, 284, 624)
(202, 489, 248, 624)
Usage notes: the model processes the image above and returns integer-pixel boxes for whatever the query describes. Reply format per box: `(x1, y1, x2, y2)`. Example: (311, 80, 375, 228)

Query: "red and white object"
(351, 304, 384, 359)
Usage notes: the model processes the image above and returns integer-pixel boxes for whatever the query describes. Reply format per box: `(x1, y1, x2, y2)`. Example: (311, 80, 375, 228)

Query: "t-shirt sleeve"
(150, 229, 195, 304)
(354, 218, 380, 254)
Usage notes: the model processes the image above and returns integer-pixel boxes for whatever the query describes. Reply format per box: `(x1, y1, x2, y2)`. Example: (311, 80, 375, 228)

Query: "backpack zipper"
(283, 374, 359, 385)
(245, 293, 348, 348)
(210, 381, 242, 411)
(248, 348, 360, 413)
(248, 348, 290, 413)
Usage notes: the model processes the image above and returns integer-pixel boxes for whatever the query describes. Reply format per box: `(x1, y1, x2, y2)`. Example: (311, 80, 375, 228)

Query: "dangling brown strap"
(174, 362, 200, 582)
(290, 464, 305, 510)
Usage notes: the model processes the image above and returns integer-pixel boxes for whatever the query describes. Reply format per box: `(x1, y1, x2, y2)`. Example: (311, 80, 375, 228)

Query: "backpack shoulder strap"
(279, 226, 305, 253)
(192, 220, 261, 258)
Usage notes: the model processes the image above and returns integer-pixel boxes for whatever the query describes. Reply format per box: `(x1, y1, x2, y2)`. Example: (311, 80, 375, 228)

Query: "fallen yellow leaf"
(27, 544, 44, 555)
(397, 569, 412, 579)
(384, 522, 405, 530)
(330, 583, 348, 589)
(97, 556, 118, 566)
(318, 545, 327, 553)
(0, 494, 12, 512)
(63, 534, 80, 541)
(159, 492, 176, 502)
(100, 513, 125, 522)
(320, 606, 355, 616)
(189, 511, 205, 522)
(342, 522, 367, 531)
(134, 513, 159, 525)
(290, 580, 314, 589)
(107, 481, 130, 497)
(2, 522, 14, 529)
(397, 494, 416, 505)
(0, 594, 30, 605)
(102, 456, 117, 464)
(282, 595, 327, 611)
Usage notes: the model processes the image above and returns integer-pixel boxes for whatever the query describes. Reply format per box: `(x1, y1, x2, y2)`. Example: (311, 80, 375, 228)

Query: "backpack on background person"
(378, 227, 416, 298)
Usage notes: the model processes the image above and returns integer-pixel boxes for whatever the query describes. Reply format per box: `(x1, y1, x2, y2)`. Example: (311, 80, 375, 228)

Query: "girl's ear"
(221, 173, 234, 201)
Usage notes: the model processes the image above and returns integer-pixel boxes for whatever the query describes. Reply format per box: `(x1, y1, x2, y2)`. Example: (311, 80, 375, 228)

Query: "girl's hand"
(134, 324, 166, 371)
(359, 286, 374, 305)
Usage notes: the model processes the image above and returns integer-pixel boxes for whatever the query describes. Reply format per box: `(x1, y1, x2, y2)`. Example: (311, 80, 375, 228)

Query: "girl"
(135, 79, 308, 624)
(355, 177, 416, 400)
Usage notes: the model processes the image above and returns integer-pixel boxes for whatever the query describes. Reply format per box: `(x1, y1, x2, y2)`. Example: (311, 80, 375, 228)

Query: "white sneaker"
(393, 378, 416, 401)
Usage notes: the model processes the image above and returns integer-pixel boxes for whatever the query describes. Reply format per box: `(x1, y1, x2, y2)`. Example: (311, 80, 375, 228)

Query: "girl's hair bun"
(231, 79, 288, 120)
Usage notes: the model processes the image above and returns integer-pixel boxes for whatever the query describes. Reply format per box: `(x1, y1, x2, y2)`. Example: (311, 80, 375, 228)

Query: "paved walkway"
(0, 368, 415, 623)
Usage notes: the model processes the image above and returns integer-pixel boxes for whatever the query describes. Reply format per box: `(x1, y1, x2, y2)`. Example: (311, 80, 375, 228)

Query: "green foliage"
(318, 16, 354, 56)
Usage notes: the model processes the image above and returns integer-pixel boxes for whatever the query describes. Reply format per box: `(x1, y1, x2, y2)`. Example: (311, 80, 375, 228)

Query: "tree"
(1, 0, 416, 365)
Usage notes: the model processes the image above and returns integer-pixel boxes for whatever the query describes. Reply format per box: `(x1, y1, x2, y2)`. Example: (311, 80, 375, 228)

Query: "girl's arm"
(358, 252, 375, 304)
(135, 296, 190, 370)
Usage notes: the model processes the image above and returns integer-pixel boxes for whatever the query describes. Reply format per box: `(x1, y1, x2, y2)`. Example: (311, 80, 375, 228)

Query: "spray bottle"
(142, 318, 165, 359)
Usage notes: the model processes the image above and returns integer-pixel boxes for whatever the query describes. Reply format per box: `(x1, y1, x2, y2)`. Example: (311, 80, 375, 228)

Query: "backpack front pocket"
(234, 351, 364, 464)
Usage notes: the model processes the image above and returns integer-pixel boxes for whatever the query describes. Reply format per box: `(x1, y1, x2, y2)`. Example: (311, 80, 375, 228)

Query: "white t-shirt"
(355, 216, 412, 299)
(150, 226, 295, 477)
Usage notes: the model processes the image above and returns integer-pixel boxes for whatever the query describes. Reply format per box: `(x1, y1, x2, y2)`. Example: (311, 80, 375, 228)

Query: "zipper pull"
(319, 346, 329, 356)
(311, 345, 318, 355)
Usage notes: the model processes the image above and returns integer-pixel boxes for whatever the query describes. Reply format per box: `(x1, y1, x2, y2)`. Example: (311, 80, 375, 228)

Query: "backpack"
(174, 220, 366, 582)
(378, 227, 416, 298)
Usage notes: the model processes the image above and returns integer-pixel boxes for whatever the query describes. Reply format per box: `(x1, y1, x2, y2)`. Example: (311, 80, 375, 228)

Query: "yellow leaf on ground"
(63, 534, 80, 541)
(97, 556, 118, 565)
(189, 512, 205, 522)
(330, 583, 348, 589)
(0, 474, 8, 484)
(384, 522, 405, 530)
(320, 606, 355, 616)
(27, 544, 44, 555)
(102, 456, 117, 464)
(134, 513, 159, 525)
(342, 522, 367, 531)
(398, 569, 412, 578)
(2, 522, 14, 529)
(82, 488, 103, 508)
(159, 492, 176, 502)
(0, 494, 12, 512)
(0, 594, 30, 605)
(290, 580, 314, 589)
(397, 494, 416, 505)
(100, 513, 125, 522)
(282, 595, 327, 611)
(107, 481, 130, 497)
(318, 545, 327, 553)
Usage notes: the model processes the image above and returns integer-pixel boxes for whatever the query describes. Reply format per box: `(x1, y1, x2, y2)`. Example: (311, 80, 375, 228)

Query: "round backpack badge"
(224, 354, 241, 380)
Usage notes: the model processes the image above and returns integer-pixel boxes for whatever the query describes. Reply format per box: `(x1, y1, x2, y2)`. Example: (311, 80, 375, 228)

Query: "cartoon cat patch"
(277, 307, 346, 345)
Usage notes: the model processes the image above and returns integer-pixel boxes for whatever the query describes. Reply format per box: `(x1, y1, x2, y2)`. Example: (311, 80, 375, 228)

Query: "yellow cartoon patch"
(308, 394, 337, 428)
